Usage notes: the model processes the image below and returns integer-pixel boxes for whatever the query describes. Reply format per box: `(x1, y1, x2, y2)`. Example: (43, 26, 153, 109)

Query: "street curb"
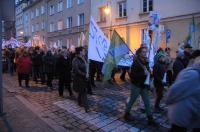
(15, 95, 66, 132)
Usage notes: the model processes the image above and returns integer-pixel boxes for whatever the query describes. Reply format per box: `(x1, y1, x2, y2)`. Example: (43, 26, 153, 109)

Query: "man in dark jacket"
(56, 49, 73, 97)
(153, 52, 167, 113)
(173, 50, 185, 81)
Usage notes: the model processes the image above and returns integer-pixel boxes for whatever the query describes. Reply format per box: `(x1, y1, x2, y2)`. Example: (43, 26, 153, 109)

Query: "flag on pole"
(102, 30, 129, 81)
(184, 15, 196, 46)
(143, 30, 151, 49)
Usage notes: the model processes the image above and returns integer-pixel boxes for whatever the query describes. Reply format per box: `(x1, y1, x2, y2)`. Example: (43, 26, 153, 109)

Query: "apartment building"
(15, 0, 27, 42)
(47, 0, 90, 48)
(91, 0, 200, 56)
(22, 0, 47, 46)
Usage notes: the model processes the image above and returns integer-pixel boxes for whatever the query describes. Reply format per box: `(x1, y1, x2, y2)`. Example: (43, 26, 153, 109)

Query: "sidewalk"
(0, 79, 55, 132)
(0, 72, 170, 132)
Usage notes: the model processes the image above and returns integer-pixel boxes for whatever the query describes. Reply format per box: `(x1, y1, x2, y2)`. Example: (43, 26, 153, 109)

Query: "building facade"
(15, 0, 27, 42)
(91, 0, 200, 57)
(46, 0, 91, 48)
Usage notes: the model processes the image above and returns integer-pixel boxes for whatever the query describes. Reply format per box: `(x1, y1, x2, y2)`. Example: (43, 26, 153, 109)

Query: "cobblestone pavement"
(1, 72, 171, 132)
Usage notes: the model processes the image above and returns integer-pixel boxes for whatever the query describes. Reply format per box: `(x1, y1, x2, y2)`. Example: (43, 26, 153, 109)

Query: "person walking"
(72, 46, 91, 113)
(166, 50, 200, 132)
(16, 49, 31, 88)
(124, 47, 158, 126)
(56, 49, 73, 97)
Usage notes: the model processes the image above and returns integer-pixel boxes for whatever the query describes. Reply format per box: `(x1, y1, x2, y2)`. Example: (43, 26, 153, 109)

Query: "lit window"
(118, 2, 127, 18)
(58, 20, 63, 30)
(99, 7, 106, 22)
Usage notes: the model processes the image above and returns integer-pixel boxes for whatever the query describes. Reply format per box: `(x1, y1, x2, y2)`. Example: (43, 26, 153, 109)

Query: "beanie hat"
(157, 52, 165, 59)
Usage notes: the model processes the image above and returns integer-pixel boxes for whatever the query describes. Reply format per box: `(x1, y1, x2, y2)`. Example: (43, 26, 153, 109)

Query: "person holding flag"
(124, 46, 158, 126)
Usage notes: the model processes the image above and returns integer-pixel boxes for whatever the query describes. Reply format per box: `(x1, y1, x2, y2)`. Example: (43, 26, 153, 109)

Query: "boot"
(124, 112, 135, 121)
(147, 115, 159, 127)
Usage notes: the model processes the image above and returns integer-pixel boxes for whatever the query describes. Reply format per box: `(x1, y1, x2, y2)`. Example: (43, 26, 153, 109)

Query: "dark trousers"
(167, 70, 173, 86)
(58, 77, 73, 96)
(96, 62, 103, 79)
(46, 72, 53, 87)
(169, 124, 200, 132)
(155, 86, 164, 107)
(78, 88, 89, 109)
(18, 73, 29, 86)
(33, 66, 43, 82)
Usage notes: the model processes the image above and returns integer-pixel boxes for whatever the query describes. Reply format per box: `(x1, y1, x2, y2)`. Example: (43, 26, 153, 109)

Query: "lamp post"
(104, 1, 112, 40)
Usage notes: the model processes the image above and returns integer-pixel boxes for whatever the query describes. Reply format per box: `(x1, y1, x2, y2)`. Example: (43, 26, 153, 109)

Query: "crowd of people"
(2, 43, 200, 131)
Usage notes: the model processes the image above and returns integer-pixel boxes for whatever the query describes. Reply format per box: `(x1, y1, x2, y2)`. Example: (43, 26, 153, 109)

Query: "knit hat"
(157, 52, 165, 59)
(184, 44, 192, 49)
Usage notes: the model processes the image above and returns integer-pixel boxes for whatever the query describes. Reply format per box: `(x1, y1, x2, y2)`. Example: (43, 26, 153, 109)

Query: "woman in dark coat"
(16, 49, 31, 88)
(56, 49, 73, 97)
(72, 46, 90, 113)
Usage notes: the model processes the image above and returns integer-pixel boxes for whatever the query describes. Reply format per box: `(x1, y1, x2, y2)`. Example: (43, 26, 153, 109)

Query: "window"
(50, 23, 54, 32)
(50, 41, 54, 48)
(50, 5, 54, 15)
(25, 27, 28, 34)
(78, 0, 85, 4)
(67, 0, 72, 8)
(32, 25, 34, 33)
(36, 8, 39, 17)
(31, 11, 34, 19)
(42, 36, 45, 42)
(67, 17, 72, 28)
(58, 39, 62, 48)
(78, 13, 84, 26)
(67, 38, 72, 48)
(119, 2, 127, 18)
(41, 5, 45, 14)
(99, 7, 106, 21)
(58, 20, 63, 30)
(57, 1, 63, 12)
(36, 23, 39, 32)
(142, 0, 153, 13)
(141, 29, 152, 43)
(42, 21, 45, 30)
(25, 14, 28, 21)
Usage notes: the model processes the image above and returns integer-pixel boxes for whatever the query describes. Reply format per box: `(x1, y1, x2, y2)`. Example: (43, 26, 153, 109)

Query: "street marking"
(54, 100, 142, 132)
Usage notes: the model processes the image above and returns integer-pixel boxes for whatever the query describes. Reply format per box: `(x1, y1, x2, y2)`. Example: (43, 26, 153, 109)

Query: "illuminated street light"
(104, 1, 112, 39)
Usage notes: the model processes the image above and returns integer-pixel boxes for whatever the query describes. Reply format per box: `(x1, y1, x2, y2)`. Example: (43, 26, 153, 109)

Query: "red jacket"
(16, 55, 31, 74)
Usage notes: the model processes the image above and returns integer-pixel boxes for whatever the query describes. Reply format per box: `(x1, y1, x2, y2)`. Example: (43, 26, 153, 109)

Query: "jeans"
(125, 84, 151, 115)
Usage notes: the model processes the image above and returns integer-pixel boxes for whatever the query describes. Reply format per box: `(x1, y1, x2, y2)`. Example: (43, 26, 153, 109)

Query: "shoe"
(147, 115, 159, 127)
(124, 112, 135, 121)
(85, 108, 91, 113)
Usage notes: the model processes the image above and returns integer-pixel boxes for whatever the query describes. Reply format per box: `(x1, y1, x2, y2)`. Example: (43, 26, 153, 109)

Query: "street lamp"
(104, 1, 112, 40)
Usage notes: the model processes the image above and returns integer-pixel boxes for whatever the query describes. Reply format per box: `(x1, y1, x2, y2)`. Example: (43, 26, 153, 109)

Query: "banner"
(33, 35, 40, 40)
(88, 16, 110, 62)
(148, 11, 161, 31)
(117, 54, 134, 66)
